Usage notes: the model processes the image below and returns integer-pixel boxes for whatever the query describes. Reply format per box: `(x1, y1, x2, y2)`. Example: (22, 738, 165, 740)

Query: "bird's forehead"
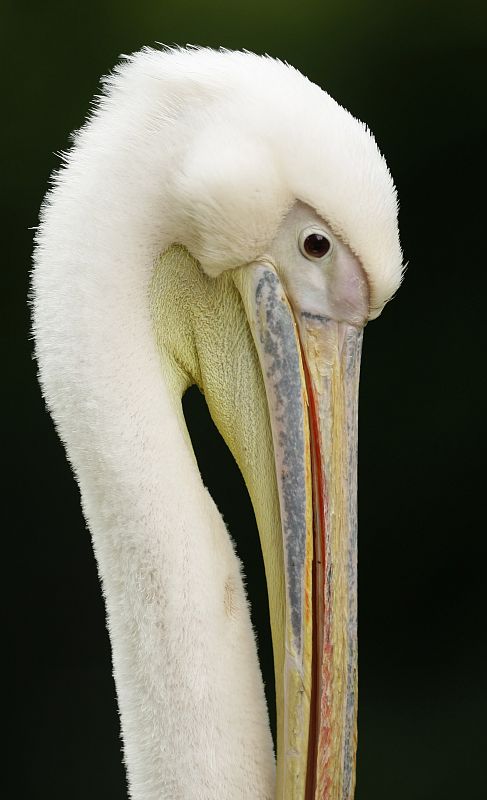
(146, 49, 403, 311)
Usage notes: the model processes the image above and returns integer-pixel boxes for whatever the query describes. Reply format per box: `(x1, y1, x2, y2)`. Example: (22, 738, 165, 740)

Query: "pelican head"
(33, 47, 403, 800)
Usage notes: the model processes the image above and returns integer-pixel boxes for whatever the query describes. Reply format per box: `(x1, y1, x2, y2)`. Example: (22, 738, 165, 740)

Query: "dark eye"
(304, 233, 331, 258)
(298, 227, 333, 261)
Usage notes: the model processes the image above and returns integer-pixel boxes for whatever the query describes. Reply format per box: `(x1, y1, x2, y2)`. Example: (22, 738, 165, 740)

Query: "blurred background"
(4, 1, 486, 797)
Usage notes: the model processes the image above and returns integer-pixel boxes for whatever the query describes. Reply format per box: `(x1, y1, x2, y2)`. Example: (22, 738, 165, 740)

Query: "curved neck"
(34, 77, 284, 793)
(35, 199, 281, 797)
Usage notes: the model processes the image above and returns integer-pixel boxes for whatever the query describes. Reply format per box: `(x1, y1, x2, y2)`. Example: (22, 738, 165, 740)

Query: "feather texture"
(32, 47, 402, 799)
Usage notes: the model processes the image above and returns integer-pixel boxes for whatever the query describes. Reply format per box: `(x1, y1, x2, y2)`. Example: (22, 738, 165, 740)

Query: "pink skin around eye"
(326, 246, 369, 327)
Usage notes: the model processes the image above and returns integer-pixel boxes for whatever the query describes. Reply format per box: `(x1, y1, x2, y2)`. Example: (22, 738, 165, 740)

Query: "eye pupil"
(304, 233, 331, 258)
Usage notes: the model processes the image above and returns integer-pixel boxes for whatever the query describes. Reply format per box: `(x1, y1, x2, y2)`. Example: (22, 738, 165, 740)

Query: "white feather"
(32, 46, 403, 799)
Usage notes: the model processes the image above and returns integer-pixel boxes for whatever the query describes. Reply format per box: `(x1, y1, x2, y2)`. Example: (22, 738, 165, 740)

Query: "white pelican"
(32, 47, 403, 800)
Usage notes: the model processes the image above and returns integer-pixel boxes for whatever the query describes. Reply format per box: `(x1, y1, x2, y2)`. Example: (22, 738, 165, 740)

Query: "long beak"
(235, 263, 363, 800)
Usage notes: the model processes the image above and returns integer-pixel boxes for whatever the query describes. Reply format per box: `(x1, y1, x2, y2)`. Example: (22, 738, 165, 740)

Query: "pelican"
(32, 47, 403, 800)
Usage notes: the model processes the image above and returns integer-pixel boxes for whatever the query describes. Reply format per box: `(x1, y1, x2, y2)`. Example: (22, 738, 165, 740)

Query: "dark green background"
(5, 1, 486, 798)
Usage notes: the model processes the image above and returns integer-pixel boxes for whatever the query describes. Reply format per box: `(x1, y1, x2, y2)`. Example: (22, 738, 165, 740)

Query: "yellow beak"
(236, 263, 363, 800)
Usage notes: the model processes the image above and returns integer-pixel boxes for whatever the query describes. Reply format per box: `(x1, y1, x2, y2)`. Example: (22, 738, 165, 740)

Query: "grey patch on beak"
(254, 269, 307, 652)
